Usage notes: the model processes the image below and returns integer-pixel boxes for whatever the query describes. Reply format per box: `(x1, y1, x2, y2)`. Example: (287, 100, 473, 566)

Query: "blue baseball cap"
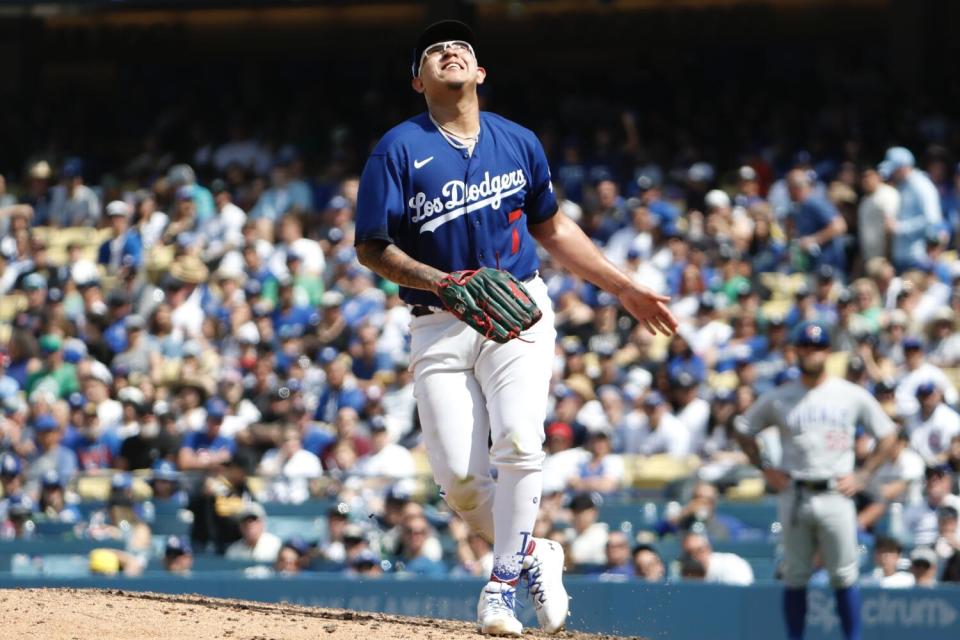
(41, 469, 64, 488)
(916, 382, 938, 398)
(151, 459, 181, 483)
(671, 370, 700, 388)
(791, 322, 831, 348)
(902, 336, 924, 351)
(110, 472, 133, 491)
(775, 366, 802, 386)
(244, 279, 263, 298)
(561, 336, 585, 355)
(67, 392, 87, 410)
(283, 535, 310, 557)
(205, 397, 227, 420)
(164, 535, 192, 557)
(61, 157, 83, 179)
(386, 481, 413, 504)
(713, 388, 736, 403)
(350, 548, 380, 567)
(881, 147, 915, 173)
(0, 452, 22, 477)
(32, 414, 59, 433)
(643, 391, 666, 408)
(6, 494, 34, 517)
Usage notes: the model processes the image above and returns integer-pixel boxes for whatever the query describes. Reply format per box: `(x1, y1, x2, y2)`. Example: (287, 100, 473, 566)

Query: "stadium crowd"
(0, 112, 959, 587)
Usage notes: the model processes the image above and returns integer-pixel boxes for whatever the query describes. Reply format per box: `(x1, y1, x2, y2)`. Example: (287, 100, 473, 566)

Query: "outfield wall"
(1, 576, 957, 639)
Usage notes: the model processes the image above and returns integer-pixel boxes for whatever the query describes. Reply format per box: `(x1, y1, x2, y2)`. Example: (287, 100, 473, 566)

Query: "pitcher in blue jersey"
(355, 20, 677, 636)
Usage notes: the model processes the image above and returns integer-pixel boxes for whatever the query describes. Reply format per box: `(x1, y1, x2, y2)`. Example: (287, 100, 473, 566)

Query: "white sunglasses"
(418, 40, 475, 75)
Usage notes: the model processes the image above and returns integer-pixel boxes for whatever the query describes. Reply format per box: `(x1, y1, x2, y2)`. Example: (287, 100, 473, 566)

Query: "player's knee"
(829, 566, 859, 589)
(490, 429, 545, 471)
(443, 474, 493, 513)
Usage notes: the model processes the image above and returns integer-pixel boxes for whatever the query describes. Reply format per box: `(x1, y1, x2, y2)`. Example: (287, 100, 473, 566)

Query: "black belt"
(412, 306, 436, 317)
(411, 270, 538, 318)
(794, 479, 831, 492)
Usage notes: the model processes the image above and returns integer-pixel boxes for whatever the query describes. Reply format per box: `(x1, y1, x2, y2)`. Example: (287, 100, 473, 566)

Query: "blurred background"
(0, 1, 959, 638)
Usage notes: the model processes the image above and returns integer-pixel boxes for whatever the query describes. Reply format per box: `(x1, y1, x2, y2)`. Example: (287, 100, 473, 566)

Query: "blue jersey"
(356, 111, 558, 307)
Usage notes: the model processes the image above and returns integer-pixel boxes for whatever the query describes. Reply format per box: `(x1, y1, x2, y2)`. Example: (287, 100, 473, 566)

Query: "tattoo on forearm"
(356, 241, 446, 293)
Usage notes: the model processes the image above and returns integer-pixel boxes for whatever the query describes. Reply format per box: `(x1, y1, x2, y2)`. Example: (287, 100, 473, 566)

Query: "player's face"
(413, 40, 485, 94)
(796, 344, 828, 377)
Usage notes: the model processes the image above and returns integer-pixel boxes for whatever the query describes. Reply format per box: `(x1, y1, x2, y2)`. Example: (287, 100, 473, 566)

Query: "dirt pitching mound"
(0, 588, 644, 640)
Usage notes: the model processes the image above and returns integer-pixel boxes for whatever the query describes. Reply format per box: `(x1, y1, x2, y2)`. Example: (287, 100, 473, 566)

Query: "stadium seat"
(265, 516, 325, 542)
(825, 351, 849, 377)
(759, 273, 808, 300)
(725, 477, 766, 501)
(631, 455, 699, 489)
(0, 294, 26, 322)
(715, 499, 779, 532)
(186, 554, 263, 572)
(76, 475, 152, 501)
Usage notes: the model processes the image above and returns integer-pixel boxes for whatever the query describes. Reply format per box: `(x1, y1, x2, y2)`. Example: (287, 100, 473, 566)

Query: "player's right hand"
(762, 468, 791, 493)
(618, 284, 678, 336)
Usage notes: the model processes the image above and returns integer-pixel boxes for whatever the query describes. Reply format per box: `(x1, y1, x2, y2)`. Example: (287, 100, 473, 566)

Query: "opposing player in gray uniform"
(734, 322, 896, 640)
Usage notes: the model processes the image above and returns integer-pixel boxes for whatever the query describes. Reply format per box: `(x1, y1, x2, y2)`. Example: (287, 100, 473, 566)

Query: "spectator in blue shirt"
(102, 290, 133, 355)
(0, 348, 20, 401)
(598, 531, 634, 579)
(37, 470, 81, 523)
(67, 401, 119, 471)
(272, 277, 317, 339)
(655, 482, 757, 542)
(351, 325, 394, 382)
(25, 414, 78, 491)
(149, 460, 189, 506)
(167, 164, 216, 223)
(787, 168, 848, 275)
(880, 146, 943, 272)
(178, 397, 235, 471)
(395, 514, 446, 577)
(314, 354, 366, 424)
(636, 174, 680, 229)
(97, 201, 143, 275)
(250, 158, 313, 222)
(0, 453, 25, 518)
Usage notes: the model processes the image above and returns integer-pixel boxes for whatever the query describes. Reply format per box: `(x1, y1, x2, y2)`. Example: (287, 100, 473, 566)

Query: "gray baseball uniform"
(735, 378, 895, 587)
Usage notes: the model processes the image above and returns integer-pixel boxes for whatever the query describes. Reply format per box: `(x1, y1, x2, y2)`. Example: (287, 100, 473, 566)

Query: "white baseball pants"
(410, 276, 555, 576)
(778, 487, 860, 588)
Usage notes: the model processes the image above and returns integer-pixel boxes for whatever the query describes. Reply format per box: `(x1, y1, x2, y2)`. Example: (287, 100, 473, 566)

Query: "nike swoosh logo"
(413, 156, 434, 169)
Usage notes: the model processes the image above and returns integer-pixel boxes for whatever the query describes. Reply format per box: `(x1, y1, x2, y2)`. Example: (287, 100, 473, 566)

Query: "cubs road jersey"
(734, 378, 895, 481)
(355, 111, 558, 308)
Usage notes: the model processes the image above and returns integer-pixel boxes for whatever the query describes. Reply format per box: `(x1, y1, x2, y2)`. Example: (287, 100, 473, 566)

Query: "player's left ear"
(476, 66, 487, 85)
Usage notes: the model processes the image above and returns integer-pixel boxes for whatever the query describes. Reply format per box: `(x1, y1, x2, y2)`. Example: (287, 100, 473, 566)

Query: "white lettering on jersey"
(413, 156, 434, 169)
(409, 169, 527, 233)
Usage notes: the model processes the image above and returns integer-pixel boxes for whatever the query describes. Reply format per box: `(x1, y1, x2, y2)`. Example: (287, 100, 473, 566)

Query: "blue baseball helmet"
(791, 322, 831, 348)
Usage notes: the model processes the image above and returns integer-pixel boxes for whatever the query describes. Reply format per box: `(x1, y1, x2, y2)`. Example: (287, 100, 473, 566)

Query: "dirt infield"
(0, 588, 644, 639)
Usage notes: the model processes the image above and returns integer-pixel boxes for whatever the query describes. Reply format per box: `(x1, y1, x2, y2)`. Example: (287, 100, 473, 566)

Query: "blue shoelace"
(523, 559, 546, 606)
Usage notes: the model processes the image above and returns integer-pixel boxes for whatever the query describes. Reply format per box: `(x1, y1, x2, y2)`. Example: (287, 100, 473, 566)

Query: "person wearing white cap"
(200, 179, 247, 265)
(224, 502, 283, 562)
(878, 146, 943, 271)
(97, 200, 142, 274)
(704, 189, 752, 246)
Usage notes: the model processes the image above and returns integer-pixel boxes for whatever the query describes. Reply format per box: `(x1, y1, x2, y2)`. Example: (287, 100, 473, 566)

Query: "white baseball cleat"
(477, 580, 523, 637)
(523, 537, 569, 633)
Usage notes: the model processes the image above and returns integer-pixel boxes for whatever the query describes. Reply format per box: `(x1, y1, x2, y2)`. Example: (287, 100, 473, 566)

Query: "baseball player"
(354, 20, 676, 636)
(735, 322, 896, 640)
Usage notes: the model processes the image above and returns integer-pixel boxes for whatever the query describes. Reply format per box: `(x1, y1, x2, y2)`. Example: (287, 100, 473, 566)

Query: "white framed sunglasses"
(418, 40, 475, 74)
